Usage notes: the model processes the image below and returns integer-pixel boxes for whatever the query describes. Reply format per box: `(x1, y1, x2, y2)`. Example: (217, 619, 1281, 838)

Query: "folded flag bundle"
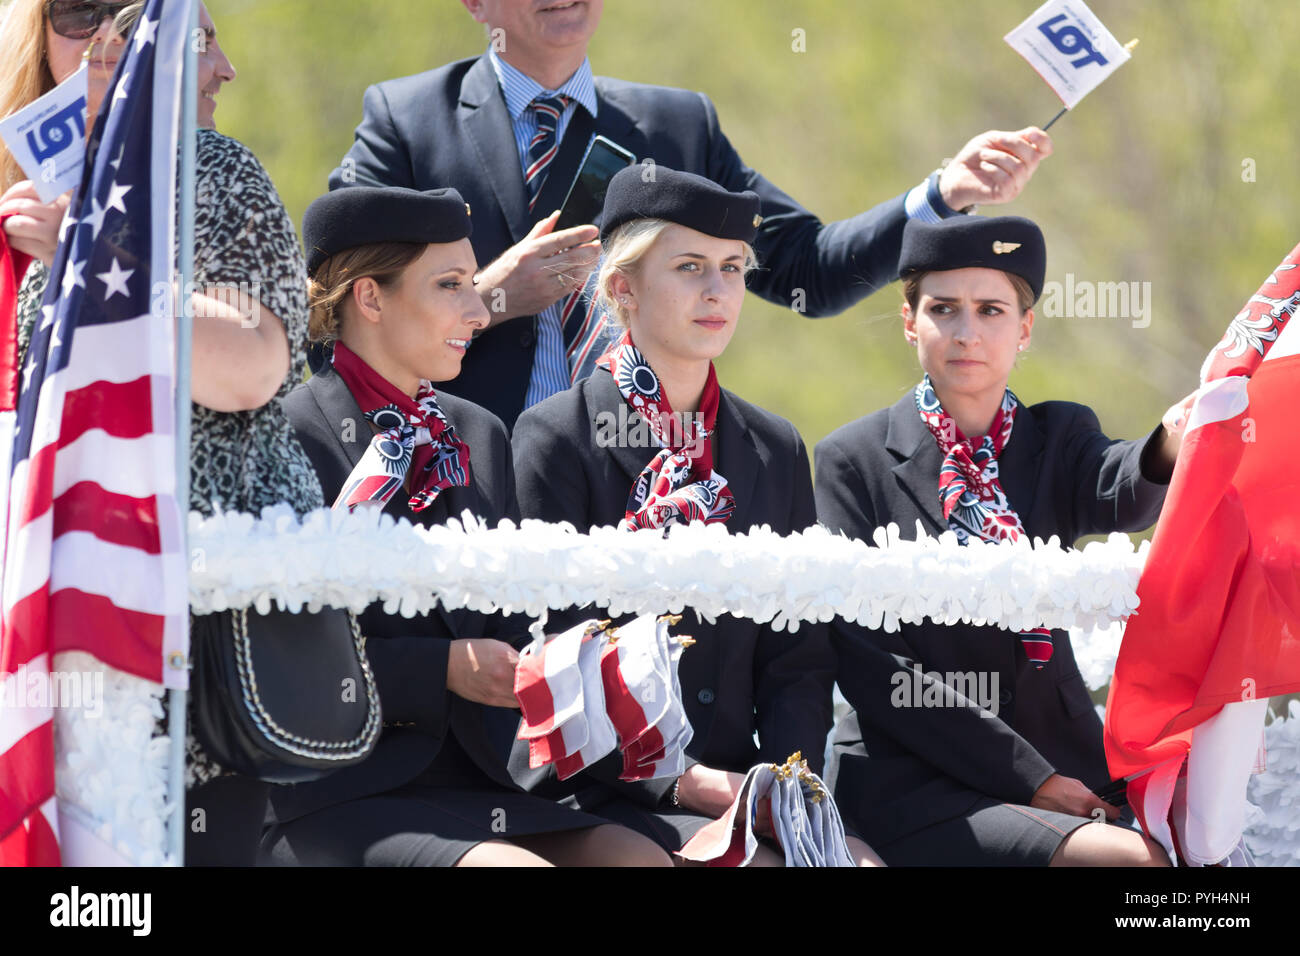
(513, 614, 694, 781)
(678, 753, 856, 867)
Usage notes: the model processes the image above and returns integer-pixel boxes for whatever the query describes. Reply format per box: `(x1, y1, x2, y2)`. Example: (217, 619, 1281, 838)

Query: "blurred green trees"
(212, 0, 1300, 455)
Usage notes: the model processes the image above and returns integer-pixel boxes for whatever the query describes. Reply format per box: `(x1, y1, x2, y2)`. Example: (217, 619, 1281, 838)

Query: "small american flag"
(0, 0, 189, 866)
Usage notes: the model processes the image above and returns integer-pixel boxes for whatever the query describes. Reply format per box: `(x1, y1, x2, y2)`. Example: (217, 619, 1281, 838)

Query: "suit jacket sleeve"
(752, 429, 836, 773)
(1060, 406, 1170, 538)
(814, 433, 1057, 804)
(328, 83, 416, 189)
(698, 93, 909, 318)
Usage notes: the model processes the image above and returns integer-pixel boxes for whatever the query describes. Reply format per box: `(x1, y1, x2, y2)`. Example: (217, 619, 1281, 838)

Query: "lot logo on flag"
(1005, 0, 1132, 109)
(0, 67, 89, 203)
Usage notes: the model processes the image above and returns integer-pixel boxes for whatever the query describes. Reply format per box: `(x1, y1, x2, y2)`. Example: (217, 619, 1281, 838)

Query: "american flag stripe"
(61, 377, 156, 443)
(53, 483, 161, 553)
(54, 432, 176, 500)
(0, 0, 188, 863)
(0, 658, 52, 751)
(0, 794, 59, 867)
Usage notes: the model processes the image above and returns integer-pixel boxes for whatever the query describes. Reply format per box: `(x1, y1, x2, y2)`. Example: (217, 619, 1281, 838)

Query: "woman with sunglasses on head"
(1, 0, 235, 348)
(266, 185, 670, 867)
(509, 165, 884, 866)
(816, 215, 1196, 866)
(3, 1, 324, 866)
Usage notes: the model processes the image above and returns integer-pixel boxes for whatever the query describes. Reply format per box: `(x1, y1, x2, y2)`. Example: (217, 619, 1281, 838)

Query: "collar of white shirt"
(487, 45, 599, 120)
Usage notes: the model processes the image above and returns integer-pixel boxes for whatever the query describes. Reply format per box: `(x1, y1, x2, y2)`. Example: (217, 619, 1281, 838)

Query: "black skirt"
(260, 731, 610, 867)
(872, 796, 1096, 866)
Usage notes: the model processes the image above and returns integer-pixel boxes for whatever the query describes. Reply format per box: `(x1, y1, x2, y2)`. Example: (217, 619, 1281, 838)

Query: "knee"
(604, 827, 674, 867)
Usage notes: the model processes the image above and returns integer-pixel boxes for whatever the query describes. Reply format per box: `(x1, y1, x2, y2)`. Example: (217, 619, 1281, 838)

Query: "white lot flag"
(1004, 0, 1131, 110)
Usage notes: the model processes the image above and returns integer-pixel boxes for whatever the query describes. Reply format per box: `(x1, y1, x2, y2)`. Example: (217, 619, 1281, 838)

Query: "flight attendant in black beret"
(510, 166, 883, 866)
(817, 215, 1197, 866)
(266, 186, 669, 866)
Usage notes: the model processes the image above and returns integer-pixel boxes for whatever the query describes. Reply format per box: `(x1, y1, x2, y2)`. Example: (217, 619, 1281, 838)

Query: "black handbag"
(191, 606, 382, 784)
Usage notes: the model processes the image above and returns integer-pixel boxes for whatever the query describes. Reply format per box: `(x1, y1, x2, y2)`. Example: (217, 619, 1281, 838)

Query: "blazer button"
(999, 688, 1014, 706)
(697, 688, 715, 705)
(519, 329, 535, 347)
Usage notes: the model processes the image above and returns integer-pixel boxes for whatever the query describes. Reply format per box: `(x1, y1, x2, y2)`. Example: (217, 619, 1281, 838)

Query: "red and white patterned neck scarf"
(330, 341, 471, 513)
(596, 331, 734, 531)
(915, 375, 1054, 668)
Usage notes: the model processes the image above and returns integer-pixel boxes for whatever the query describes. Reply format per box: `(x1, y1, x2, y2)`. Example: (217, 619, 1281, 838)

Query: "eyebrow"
(435, 267, 470, 276)
(928, 295, 1011, 305)
(671, 252, 745, 262)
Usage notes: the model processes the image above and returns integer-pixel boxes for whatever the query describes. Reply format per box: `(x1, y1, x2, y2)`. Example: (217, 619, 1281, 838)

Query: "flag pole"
(167, 0, 198, 866)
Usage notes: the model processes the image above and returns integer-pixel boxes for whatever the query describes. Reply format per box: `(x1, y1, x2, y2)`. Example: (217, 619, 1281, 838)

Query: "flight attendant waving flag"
(1105, 243, 1300, 865)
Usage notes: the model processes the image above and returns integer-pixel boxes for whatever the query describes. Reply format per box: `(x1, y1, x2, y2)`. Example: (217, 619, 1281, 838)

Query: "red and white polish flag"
(514, 620, 589, 768)
(553, 633, 618, 780)
(1105, 243, 1300, 862)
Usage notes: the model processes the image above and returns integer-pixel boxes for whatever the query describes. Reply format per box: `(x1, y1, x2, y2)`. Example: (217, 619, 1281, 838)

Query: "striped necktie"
(525, 94, 571, 212)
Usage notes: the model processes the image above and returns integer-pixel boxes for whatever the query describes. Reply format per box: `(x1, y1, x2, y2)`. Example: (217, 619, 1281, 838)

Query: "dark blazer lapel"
(459, 56, 530, 244)
(307, 368, 462, 636)
(589, 368, 659, 484)
(714, 390, 760, 529)
(995, 399, 1046, 521)
(306, 367, 369, 473)
(885, 394, 949, 537)
(592, 83, 640, 152)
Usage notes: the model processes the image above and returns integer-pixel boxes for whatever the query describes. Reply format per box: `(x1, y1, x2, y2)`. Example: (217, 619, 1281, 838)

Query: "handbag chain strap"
(231, 608, 383, 761)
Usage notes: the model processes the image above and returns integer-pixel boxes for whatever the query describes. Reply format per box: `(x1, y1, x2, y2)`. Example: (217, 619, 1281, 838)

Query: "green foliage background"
(211, 0, 1299, 457)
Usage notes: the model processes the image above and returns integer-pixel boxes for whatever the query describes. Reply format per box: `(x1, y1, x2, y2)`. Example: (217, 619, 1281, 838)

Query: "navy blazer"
(509, 369, 836, 807)
(328, 54, 910, 428)
(814, 392, 1171, 848)
(270, 366, 526, 824)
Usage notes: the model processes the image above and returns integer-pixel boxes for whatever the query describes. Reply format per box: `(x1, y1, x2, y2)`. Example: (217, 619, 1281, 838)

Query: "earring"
(1017, 344, 1025, 352)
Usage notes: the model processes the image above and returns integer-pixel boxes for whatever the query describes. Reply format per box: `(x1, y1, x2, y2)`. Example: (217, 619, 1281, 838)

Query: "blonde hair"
(0, 0, 55, 190)
(307, 242, 426, 343)
(595, 218, 758, 328)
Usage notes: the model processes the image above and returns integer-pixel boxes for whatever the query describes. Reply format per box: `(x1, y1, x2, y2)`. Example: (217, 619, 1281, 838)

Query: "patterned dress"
(15, 129, 325, 786)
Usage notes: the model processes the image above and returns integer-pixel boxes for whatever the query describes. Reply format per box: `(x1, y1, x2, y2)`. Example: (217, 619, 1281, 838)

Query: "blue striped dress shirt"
(488, 48, 599, 409)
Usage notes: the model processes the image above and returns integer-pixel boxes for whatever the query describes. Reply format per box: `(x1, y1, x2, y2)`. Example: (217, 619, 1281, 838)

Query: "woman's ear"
(609, 271, 635, 311)
(902, 302, 918, 346)
(351, 277, 383, 325)
(1019, 307, 1035, 351)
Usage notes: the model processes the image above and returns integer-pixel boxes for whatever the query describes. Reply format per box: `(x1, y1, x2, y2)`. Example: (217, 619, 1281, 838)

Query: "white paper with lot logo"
(0, 66, 89, 202)
(1004, 0, 1131, 109)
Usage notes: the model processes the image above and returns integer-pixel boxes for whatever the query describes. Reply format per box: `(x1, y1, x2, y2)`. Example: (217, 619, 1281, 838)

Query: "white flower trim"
(53, 651, 175, 867)
(187, 506, 1150, 634)
(1246, 700, 1300, 866)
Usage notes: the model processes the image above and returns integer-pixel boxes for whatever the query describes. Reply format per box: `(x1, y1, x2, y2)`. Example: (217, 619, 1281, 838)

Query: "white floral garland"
(1246, 700, 1300, 866)
(186, 505, 1149, 632)
(62, 506, 1297, 866)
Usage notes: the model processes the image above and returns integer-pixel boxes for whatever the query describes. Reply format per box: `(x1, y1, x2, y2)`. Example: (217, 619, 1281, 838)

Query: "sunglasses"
(44, 0, 133, 41)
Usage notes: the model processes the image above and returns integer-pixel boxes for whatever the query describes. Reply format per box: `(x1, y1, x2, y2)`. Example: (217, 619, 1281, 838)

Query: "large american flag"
(0, 0, 190, 866)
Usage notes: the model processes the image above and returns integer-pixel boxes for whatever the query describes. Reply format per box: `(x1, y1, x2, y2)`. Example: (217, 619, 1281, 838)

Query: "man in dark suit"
(326, 0, 1054, 429)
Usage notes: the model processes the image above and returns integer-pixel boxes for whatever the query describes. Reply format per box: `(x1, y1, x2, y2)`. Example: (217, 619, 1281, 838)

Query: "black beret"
(599, 165, 762, 244)
(303, 186, 473, 273)
(898, 216, 1046, 302)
